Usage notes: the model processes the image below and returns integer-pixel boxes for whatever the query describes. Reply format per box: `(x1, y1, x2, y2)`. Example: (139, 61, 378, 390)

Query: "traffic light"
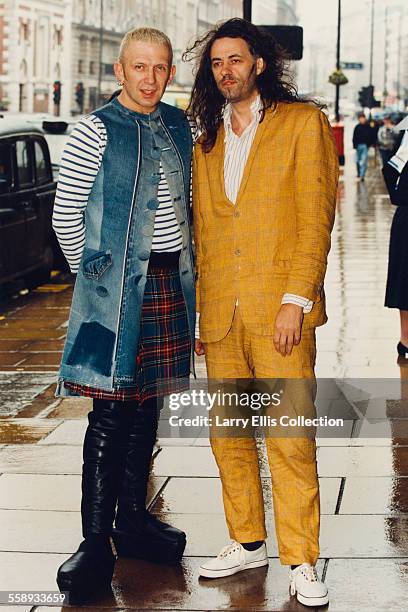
(53, 81, 61, 105)
(358, 85, 380, 108)
(75, 82, 84, 111)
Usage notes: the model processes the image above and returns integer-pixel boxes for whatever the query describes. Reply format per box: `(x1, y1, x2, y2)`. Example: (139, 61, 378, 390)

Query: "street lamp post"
(382, 5, 388, 107)
(368, 0, 375, 118)
(369, 0, 374, 85)
(97, 0, 104, 106)
(243, 0, 252, 22)
(334, 0, 341, 123)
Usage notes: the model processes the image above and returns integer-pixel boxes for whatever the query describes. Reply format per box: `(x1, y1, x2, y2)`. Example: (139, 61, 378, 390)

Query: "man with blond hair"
(53, 27, 196, 603)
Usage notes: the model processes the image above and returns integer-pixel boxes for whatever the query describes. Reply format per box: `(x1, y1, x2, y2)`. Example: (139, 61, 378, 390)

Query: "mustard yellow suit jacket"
(193, 102, 339, 343)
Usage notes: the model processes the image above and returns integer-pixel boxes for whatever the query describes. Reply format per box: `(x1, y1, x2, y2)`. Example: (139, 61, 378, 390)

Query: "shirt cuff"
(281, 293, 314, 314)
(195, 312, 200, 339)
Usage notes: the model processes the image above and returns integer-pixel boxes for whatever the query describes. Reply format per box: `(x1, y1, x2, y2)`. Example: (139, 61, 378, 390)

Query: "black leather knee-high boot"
(112, 398, 186, 564)
(57, 399, 132, 604)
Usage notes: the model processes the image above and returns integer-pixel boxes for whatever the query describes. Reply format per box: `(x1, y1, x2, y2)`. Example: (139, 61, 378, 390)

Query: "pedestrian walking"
(185, 18, 338, 608)
(52, 27, 195, 603)
(353, 112, 375, 180)
(377, 115, 398, 166)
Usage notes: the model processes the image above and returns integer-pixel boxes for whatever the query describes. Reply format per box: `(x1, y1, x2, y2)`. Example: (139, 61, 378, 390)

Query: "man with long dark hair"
(184, 18, 338, 607)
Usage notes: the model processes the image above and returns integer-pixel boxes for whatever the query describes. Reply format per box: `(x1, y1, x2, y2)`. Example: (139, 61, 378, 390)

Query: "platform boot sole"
(112, 529, 186, 565)
(57, 558, 115, 605)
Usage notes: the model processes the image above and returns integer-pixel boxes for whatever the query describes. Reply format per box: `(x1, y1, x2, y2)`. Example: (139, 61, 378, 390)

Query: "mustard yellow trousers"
(204, 307, 320, 566)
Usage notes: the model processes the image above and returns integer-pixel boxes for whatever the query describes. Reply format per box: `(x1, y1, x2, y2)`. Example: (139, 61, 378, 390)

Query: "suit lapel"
(204, 124, 235, 205)
(204, 106, 278, 206)
(235, 110, 271, 204)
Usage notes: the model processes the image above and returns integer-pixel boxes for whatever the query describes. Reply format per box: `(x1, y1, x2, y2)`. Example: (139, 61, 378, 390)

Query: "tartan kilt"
(63, 265, 191, 404)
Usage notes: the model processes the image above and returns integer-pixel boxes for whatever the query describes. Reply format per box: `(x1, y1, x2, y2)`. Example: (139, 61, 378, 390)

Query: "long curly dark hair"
(183, 18, 314, 152)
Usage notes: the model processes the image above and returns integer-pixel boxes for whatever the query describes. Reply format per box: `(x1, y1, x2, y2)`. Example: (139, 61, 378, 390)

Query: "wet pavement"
(0, 130, 408, 611)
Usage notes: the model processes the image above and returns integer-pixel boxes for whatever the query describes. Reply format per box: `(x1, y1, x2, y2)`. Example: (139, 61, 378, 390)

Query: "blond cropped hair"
(118, 27, 173, 65)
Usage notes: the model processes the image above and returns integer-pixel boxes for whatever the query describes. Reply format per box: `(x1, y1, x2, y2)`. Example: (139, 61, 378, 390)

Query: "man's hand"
(195, 339, 205, 356)
(273, 303, 304, 356)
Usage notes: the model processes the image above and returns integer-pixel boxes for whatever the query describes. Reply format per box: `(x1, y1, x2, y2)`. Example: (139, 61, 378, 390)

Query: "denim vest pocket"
(82, 250, 113, 280)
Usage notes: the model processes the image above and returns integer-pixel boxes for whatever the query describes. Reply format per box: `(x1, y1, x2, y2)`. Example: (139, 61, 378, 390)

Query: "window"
(20, 22, 29, 44)
(89, 60, 95, 75)
(78, 59, 83, 74)
(0, 142, 13, 191)
(15, 139, 33, 186)
(34, 140, 49, 183)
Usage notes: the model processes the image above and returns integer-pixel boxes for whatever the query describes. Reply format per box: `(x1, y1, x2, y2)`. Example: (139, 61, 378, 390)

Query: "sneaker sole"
(296, 591, 329, 607)
(199, 558, 268, 579)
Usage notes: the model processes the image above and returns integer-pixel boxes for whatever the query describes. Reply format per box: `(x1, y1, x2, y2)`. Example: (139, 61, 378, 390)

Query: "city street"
(0, 123, 407, 611)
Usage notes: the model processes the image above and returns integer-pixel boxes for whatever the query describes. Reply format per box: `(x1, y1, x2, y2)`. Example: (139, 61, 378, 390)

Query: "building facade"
(71, 0, 242, 114)
(0, 0, 244, 117)
(0, 0, 71, 115)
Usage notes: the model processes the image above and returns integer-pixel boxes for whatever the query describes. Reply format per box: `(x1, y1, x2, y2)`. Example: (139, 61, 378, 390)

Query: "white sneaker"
(289, 563, 329, 607)
(199, 540, 268, 578)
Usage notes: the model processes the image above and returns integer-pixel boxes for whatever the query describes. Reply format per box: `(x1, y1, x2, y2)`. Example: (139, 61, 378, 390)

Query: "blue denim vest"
(56, 97, 195, 395)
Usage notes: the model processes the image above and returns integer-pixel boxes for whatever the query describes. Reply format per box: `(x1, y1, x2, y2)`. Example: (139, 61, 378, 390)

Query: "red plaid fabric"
(64, 266, 191, 403)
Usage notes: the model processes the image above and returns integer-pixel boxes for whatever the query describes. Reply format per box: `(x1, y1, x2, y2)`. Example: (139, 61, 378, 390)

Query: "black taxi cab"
(0, 117, 67, 289)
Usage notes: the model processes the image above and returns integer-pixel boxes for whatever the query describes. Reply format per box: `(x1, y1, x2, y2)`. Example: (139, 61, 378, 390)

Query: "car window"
(15, 138, 34, 186)
(0, 142, 13, 190)
(34, 139, 50, 183)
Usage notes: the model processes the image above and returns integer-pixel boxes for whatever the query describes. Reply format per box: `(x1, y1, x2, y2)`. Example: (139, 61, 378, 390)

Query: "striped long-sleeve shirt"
(52, 114, 187, 273)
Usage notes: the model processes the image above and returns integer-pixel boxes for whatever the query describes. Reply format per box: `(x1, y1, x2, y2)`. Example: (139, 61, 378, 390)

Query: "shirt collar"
(223, 94, 263, 135)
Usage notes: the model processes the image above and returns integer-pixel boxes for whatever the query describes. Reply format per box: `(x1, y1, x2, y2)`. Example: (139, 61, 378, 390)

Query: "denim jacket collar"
(111, 95, 161, 122)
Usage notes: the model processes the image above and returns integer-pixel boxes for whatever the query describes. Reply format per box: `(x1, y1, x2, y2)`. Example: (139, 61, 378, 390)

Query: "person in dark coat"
(384, 126, 408, 358)
(353, 113, 375, 180)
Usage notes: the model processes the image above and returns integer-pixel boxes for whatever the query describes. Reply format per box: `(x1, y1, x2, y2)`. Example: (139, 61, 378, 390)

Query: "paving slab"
(0, 419, 61, 444)
(0, 373, 57, 417)
(353, 397, 408, 419)
(324, 559, 408, 611)
(0, 474, 166, 511)
(319, 515, 408, 558)
(47, 398, 92, 419)
(136, 512, 408, 559)
(19, 352, 63, 366)
(0, 607, 32, 612)
(106, 557, 325, 611)
(7, 557, 324, 611)
(152, 445, 408, 479)
(351, 418, 408, 443)
(0, 509, 80, 553)
(24, 339, 65, 351)
(0, 444, 82, 474)
(0, 551, 61, 592)
(340, 476, 408, 515)
(151, 476, 341, 515)
(151, 446, 220, 478)
(317, 446, 408, 477)
(38, 420, 88, 445)
(0, 339, 31, 351)
(0, 353, 27, 366)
